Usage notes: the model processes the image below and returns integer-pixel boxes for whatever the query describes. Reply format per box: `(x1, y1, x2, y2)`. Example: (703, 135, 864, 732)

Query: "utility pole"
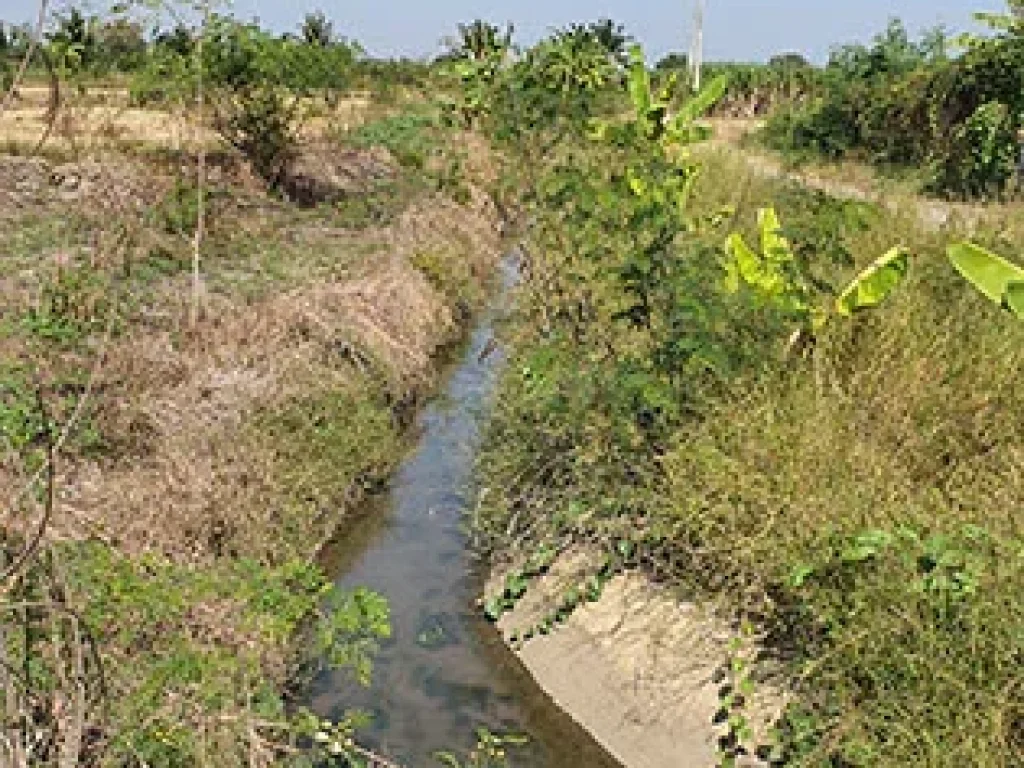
(689, 0, 705, 92)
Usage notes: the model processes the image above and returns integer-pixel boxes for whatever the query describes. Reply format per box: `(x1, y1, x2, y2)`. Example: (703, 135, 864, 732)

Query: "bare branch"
(0, 0, 51, 119)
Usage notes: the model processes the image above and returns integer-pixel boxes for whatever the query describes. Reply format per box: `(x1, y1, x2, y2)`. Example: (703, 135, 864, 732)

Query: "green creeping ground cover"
(467, 24, 1024, 768)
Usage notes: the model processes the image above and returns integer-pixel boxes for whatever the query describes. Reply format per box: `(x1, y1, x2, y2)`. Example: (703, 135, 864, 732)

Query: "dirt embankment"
(487, 554, 784, 768)
(1, 146, 503, 562)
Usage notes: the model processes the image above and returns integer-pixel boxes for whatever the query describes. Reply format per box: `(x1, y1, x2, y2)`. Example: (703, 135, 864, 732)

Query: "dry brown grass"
(2, 118, 503, 566)
(0, 93, 376, 156)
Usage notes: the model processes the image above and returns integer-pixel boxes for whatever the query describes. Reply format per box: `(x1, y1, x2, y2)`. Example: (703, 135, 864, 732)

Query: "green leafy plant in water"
(315, 588, 391, 687)
(434, 727, 529, 768)
(290, 708, 375, 765)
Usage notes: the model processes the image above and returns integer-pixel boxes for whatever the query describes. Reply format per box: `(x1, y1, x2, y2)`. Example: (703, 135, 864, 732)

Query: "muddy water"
(306, 260, 621, 767)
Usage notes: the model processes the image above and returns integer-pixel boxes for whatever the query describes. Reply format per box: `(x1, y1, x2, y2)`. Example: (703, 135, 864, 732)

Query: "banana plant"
(947, 242, 1024, 319)
(589, 44, 727, 150)
(724, 207, 821, 325)
(589, 44, 727, 222)
(725, 207, 910, 348)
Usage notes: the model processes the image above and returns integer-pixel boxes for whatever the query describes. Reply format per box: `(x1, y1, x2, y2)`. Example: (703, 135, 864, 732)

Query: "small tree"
(568, 18, 631, 64)
(301, 10, 333, 47)
(451, 20, 514, 62)
(768, 52, 810, 69)
(154, 23, 195, 57)
(95, 18, 146, 72)
(135, 15, 359, 186)
(45, 8, 99, 76)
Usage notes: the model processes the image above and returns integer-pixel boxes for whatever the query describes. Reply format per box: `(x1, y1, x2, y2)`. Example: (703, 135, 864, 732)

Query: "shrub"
(131, 16, 360, 187)
(762, 17, 1024, 200)
(928, 100, 1019, 199)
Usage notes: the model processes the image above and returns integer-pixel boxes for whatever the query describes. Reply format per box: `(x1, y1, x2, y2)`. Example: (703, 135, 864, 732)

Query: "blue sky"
(2, 0, 997, 63)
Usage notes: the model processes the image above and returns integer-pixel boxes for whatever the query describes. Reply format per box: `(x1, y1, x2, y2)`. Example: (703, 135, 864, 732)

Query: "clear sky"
(1, 0, 998, 63)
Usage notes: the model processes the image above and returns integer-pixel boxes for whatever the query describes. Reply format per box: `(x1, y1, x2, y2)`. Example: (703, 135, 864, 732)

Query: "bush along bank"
(468, 31, 1024, 768)
(1, 95, 504, 764)
(760, 12, 1024, 201)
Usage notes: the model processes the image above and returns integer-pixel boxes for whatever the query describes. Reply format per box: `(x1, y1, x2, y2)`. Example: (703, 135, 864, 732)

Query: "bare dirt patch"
(489, 556, 786, 768)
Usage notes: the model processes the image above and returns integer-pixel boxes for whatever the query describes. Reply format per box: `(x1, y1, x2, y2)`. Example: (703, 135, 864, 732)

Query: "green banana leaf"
(758, 207, 792, 262)
(626, 44, 651, 118)
(724, 231, 788, 296)
(835, 247, 910, 317)
(669, 74, 729, 130)
(1007, 282, 1024, 318)
(947, 242, 1024, 318)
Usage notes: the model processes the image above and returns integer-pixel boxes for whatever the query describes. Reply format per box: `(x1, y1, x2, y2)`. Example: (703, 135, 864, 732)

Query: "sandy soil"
(490, 556, 784, 768)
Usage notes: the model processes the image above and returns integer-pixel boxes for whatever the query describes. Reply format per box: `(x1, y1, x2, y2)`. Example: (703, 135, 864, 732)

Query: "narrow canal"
(306, 258, 622, 767)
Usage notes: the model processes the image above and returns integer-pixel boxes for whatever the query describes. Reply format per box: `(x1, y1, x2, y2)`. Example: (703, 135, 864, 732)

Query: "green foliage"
(724, 207, 908, 335)
(715, 625, 759, 767)
(45, 8, 99, 78)
(470, 19, 629, 154)
(928, 99, 1020, 199)
(763, 15, 1024, 200)
(132, 15, 360, 185)
(447, 20, 515, 63)
(344, 110, 441, 169)
(300, 10, 335, 48)
(251, 386, 402, 556)
(0, 540, 392, 767)
(204, 16, 357, 184)
(0, 366, 49, 452)
(472, 32, 1024, 757)
(947, 241, 1024, 318)
(834, 246, 910, 316)
(724, 208, 818, 322)
(494, 551, 622, 645)
(18, 258, 115, 345)
(316, 588, 391, 686)
(434, 728, 528, 768)
(654, 55, 826, 118)
(147, 176, 221, 236)
(439, 25, 512, 129)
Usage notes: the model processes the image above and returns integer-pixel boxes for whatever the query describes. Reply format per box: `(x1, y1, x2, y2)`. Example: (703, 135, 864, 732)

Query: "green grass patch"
(51, 540, 390, 767)
(339, 107, 472, 204)
(247, 382, 403, 559)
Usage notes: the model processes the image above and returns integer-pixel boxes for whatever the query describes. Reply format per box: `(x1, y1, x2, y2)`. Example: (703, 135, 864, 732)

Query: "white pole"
(690, 0, 705, 92)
